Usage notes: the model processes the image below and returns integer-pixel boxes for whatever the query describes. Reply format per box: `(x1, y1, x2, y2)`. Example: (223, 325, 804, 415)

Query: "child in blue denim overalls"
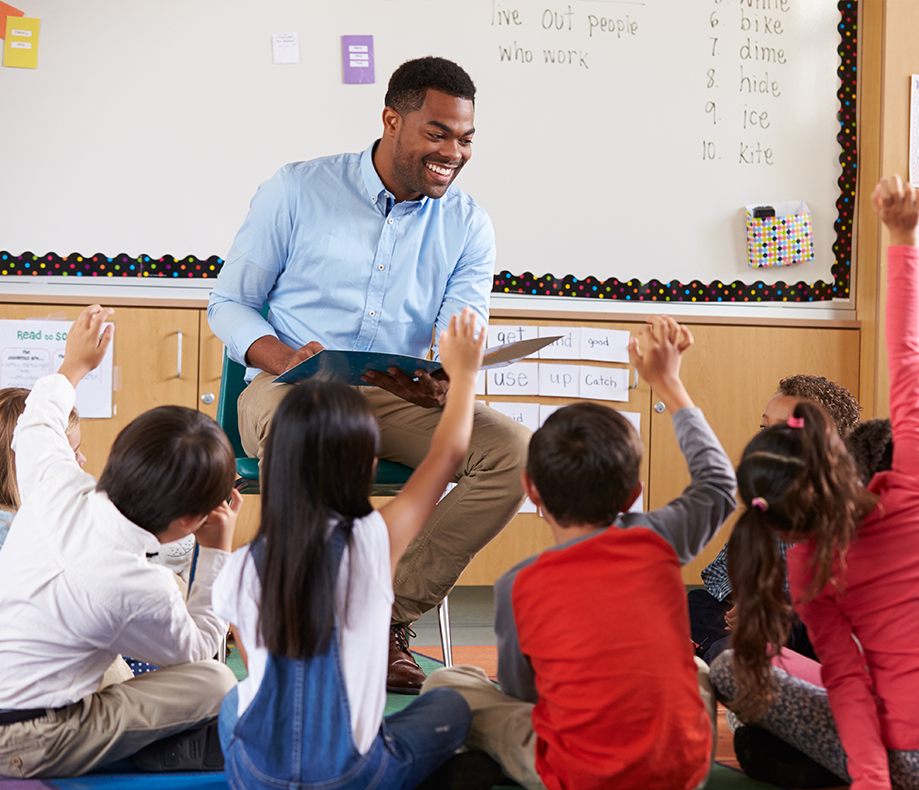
(213, 310, 484, 790)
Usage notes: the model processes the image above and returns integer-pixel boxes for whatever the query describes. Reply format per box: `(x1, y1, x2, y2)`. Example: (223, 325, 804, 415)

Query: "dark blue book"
(272, 336, 561, 386)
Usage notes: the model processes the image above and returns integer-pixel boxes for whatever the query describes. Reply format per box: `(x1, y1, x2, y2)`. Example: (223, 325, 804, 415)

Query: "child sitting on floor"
(0, 305, 240, 778)
(0, 387, 85, 549)
(709, 176, 919, 790)
(213, 309, 484, 790)
(724, 416, 895, 790)
(423, 315, 737, 790)
(689, 373, 862, 664)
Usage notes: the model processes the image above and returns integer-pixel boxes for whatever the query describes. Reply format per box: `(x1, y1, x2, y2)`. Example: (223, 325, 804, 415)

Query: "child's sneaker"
(130, 718, 223, 772)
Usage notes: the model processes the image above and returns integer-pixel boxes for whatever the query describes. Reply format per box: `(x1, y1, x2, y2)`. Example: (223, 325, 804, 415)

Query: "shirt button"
(388, 218, 394, 225)
(369, 311, 375, 317)
(372, 196, 377, 202)
(378, 264, 384, 271)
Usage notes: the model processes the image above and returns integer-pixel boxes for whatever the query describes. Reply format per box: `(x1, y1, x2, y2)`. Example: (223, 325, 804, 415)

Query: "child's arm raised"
(873, 173, 919, 248)
(623, 315, 736, 564)
(13, 306, 115, 503)
(814, 174, 919, 789)
(380, 308, 485, 574)
(628, 315, 694, 413)
(874, 176, 919, 477)
(57, 305, 115, 388)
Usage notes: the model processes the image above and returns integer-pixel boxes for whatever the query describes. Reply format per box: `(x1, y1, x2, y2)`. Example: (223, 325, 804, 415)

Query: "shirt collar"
(360, 140, 428, 215)
(101, 491, 164, 555)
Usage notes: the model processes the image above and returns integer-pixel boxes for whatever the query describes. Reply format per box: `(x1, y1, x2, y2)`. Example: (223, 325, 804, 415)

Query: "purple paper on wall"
(342, 35, 374, 84)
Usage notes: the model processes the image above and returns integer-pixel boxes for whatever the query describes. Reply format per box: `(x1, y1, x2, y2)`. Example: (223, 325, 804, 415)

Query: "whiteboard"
(0, 0, 850, 301)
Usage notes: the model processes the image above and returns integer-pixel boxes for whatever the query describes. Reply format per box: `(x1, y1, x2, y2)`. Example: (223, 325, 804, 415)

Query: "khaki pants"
(423, 659, 717, 790)
(239, 373, 531, 623)
(0, 660, 237, 778)
(422, 665, 544, 790)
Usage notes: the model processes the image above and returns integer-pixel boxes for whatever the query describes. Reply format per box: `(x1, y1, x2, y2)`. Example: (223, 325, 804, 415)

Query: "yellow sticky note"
(4, 16, 39, 69)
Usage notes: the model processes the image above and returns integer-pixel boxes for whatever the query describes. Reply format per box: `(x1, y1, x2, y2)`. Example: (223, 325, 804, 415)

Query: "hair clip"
(787, 416, 805, 429)
(751, 497, 769, 512)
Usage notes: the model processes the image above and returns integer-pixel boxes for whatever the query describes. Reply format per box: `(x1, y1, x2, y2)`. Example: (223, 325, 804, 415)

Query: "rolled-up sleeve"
(432, 208, 494, 358)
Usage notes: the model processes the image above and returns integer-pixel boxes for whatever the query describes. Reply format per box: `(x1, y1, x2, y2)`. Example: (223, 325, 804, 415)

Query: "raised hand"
(438, 308, 486, 386)
(57, 305, 115, 388)
(872, 174, 919, 247)
(628, 315, 694, 412)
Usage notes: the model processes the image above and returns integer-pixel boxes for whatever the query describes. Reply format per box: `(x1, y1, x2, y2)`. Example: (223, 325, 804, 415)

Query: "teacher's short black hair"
(385, 56, 476, 115)
(97, 405, 235, 535)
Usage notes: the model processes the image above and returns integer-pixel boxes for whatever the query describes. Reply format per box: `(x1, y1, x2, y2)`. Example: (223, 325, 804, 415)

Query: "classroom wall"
(0, 0, 851, 306)
(855, 0, 919, 419)
(9, 0, 916, 588)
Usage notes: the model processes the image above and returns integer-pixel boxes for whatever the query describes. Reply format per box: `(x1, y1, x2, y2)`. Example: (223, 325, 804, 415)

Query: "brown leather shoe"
(387, 622, 426, 695)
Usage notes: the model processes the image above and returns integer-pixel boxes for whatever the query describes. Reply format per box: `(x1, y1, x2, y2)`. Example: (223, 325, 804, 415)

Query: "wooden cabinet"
(197, 311, 225, 424)
(0, 300, 863, 586)
(0, 303, 204, 478)
(460, 313, 861, 586)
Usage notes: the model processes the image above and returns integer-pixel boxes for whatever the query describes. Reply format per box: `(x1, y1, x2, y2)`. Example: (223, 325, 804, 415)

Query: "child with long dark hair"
(710, 176, 919, 790)
(213, 309, 485, 790)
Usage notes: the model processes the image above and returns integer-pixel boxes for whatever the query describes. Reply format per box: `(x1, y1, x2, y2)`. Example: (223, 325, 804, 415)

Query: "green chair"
(214, 349, 454, 667)
(215, 352, 416, 495)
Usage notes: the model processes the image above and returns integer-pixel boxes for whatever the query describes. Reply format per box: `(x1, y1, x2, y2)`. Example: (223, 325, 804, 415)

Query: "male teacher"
(208, 56, 530, 693)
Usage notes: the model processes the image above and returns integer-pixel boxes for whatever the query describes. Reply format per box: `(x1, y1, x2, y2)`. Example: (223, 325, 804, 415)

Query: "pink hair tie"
(787, 416, 805, 429)
(751, 497, 769, 512)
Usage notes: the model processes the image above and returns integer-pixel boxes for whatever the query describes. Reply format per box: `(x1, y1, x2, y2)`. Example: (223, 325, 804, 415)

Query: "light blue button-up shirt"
(208, 142, 495, 381)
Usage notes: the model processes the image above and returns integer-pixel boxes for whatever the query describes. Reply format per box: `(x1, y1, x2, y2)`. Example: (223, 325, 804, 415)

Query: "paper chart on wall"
(0, 320, 114, 418)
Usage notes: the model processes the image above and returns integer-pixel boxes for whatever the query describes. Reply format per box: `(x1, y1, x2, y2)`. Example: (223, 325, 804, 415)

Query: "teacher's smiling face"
(376, 89, 475, 203)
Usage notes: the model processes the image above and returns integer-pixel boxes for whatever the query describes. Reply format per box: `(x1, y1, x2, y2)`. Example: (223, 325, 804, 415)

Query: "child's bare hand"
(438, 308, 486, 384)
(872, 174, 919, 247)
(193, 488, 242, 552)
(57, 305, 114, 388)
(629, 316, 692, 382)
(628, 316, 694, 412)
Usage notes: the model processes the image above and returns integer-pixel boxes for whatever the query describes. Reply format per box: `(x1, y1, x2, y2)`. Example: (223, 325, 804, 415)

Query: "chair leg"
(219, 631, 228, 664)
(437, 597, 453, 669)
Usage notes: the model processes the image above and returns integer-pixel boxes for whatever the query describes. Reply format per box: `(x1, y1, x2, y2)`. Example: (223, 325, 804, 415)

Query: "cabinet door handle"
(630, 369, 639, 390)
(175, 331, 183, 378)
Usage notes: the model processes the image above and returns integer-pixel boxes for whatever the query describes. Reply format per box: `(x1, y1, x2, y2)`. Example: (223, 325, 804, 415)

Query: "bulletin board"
(0, 0, 856, 305)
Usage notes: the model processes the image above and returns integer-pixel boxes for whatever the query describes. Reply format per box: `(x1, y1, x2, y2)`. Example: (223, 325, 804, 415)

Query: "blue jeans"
(219, 650, 470, 790)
